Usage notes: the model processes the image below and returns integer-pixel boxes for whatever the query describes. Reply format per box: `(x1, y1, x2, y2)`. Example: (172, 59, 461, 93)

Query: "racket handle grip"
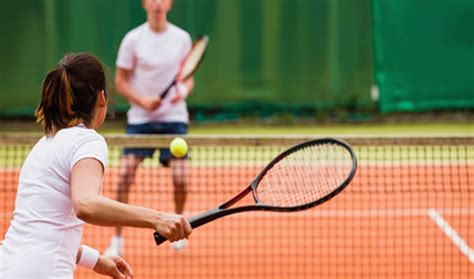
(153, 208, 231, 246)
(153, 232, 168, 246)
(153, 209, 219, 246)
(160, 80, 176, 99)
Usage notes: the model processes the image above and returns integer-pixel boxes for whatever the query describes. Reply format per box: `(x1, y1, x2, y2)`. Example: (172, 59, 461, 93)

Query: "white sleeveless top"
(0, 125, 107, 278)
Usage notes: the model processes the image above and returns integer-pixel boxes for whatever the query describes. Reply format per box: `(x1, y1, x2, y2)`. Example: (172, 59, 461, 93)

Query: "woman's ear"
(98, 90, 107, 107)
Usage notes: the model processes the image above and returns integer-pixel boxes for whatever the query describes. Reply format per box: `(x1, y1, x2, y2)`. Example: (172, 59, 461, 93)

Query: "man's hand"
(94, 255, 134, 279)
(171, 77, 194, 104)
(138, 96, 161, 110)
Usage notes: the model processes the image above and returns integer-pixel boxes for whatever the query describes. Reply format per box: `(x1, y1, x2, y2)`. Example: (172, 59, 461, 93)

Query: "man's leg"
(169, 158, 189, 251)
(105, 154, 143, 256)
(156, 122, 189, 250)
(171, 159, 188, 214)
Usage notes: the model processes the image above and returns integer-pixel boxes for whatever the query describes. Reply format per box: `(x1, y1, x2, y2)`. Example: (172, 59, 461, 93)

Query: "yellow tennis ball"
(170, 137, 188, 158)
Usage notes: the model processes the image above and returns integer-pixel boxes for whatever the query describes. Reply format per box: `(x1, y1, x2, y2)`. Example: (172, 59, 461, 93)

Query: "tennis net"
(0, 134, 472, 279)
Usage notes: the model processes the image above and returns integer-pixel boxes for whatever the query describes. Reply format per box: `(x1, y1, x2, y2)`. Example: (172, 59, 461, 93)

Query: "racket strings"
(256, 143, 353, 207)
(180, 37, 208, 79)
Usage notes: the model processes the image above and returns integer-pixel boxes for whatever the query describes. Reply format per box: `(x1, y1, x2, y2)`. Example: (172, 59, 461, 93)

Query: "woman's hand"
(94, 255, 134, 279)
(155, 212, 192, 242)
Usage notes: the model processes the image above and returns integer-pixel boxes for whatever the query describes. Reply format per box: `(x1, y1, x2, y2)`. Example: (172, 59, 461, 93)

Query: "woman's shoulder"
(57, 126, 106, 146)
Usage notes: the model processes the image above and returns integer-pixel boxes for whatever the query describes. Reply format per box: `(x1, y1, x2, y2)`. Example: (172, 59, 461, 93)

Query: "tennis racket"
(160, 35, 209, 99)
(154, 138, 358, 245)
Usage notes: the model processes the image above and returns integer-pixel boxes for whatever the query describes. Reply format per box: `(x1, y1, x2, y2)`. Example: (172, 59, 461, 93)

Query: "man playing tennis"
(0, 53, 192, 278)
(105, 0, 194, 255)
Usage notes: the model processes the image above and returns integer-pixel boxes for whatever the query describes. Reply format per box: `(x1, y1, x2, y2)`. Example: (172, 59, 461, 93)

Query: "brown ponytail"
(35, 53, 108, 136)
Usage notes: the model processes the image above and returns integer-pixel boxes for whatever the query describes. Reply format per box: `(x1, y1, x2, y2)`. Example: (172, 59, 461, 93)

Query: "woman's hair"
(35, 52, 109, 135)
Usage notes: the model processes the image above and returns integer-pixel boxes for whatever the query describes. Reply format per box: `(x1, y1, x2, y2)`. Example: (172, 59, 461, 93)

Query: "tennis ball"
(170, 137, 188, 158)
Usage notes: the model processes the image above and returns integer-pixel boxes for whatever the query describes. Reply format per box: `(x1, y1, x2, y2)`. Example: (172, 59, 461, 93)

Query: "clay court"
(1, 136, 472, 278)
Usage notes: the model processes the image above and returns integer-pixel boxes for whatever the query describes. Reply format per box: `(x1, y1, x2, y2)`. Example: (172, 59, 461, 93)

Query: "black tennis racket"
(160, 35, 209, 99)
(154, 138, 358, 245)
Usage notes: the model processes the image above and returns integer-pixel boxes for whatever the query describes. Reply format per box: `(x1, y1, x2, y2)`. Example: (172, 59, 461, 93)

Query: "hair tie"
(59, 63, 68, 73)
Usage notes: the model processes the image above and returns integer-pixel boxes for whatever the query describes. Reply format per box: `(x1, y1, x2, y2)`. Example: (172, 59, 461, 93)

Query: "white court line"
(428, 208, 474, 264)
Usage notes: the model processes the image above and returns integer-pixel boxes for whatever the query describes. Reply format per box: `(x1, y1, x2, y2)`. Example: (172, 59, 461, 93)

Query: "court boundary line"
(428, 208, 474, 264)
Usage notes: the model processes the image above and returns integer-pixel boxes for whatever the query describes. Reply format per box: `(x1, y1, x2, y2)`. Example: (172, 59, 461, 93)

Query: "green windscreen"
(0, 0, 374, 119)
(372, 0, 474, 113)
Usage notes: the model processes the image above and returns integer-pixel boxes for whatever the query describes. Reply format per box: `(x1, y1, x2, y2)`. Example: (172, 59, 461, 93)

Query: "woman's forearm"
(75, 195, 159, 229)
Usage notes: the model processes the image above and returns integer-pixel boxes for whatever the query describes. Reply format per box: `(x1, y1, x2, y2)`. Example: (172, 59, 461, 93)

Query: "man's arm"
(115, 67, 161, 111)
(171, 77, 195, 104)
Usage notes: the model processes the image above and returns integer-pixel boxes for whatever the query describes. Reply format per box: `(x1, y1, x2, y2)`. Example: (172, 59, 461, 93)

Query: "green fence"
(0, 0, 143, 116)
(372, 0, 474, 113)
(0, 0, 374, 119)
(0, 0, 472, 119)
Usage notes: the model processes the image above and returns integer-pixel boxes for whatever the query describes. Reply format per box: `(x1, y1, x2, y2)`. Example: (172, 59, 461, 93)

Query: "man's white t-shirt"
(0, 125, 107, 279)
(117, 22, 192, 125)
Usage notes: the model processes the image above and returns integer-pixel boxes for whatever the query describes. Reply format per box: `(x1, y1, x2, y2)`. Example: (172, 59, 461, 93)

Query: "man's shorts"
(123, 122, 188, 167)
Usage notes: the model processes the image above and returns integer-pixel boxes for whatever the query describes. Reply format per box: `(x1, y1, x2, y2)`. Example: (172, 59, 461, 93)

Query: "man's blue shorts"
(123, 122, 188, 167)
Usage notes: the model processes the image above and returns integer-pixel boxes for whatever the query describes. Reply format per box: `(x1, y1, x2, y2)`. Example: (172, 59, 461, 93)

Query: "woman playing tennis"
(0, 53, 191, 278)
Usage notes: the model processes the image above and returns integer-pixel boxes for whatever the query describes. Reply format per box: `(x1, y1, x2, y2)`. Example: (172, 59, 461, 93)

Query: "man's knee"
(118, 156, 143, 188)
